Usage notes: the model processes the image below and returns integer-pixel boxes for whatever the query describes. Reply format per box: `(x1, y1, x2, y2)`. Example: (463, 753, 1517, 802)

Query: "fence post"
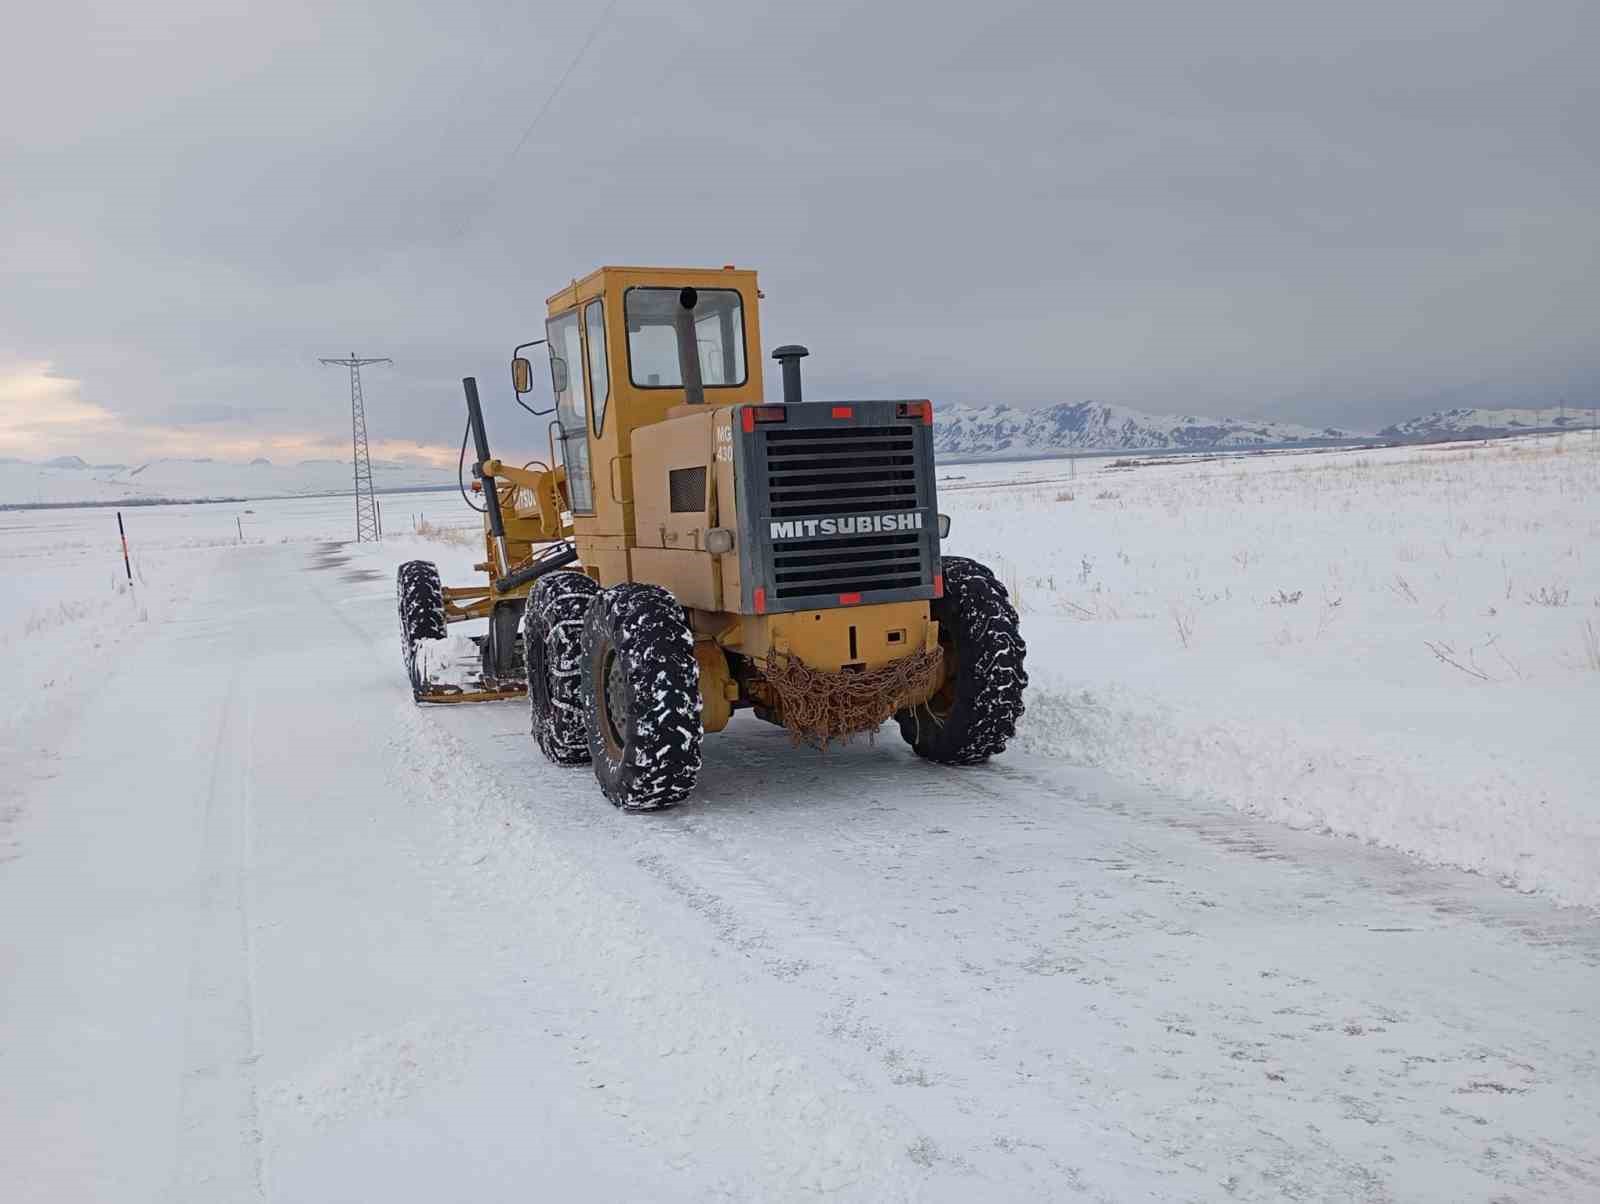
(116, 511, 133, 584)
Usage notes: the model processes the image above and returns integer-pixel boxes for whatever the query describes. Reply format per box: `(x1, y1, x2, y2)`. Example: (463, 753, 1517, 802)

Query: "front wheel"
(581, 584, 703, 810)
(396, 560, 447, 696)
(896, 556, 1028, 764)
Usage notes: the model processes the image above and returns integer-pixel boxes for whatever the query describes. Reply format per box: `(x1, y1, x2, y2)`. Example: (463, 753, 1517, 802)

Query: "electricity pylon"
(320, 353, 391, 542)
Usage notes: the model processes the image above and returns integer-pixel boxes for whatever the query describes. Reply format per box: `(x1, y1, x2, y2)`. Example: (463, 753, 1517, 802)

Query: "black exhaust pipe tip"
(772, 344, 809, 404)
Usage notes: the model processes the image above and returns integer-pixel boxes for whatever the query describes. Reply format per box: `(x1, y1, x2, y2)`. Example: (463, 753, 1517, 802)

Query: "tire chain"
(896, 555, 1028, 764)
(521, 570, 600, 765)
(582, 583, 704, 810)
(396, 560, 447, 689)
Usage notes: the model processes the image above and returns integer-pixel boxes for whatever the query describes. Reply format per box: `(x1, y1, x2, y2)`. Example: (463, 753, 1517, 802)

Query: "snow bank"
(943, 435, 1600, 907)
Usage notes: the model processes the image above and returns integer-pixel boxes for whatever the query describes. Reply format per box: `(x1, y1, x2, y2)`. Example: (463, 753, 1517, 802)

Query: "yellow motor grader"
(397, 265, 1027, 809)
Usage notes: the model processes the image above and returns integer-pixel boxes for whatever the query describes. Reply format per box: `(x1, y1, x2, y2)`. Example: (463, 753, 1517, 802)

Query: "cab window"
(624, 287, 746, 389)
(546, 308, 595, 514)
(585, 300, 610, 435)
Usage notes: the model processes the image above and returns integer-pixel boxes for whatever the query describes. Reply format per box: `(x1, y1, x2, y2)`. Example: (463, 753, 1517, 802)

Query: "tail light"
(897, 400, 933, 425)
(740, 404, 788, 432)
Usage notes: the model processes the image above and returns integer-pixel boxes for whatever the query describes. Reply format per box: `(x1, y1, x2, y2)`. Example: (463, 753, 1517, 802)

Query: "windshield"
(546, 308, 594, 513)
(625, 287, 746, 389)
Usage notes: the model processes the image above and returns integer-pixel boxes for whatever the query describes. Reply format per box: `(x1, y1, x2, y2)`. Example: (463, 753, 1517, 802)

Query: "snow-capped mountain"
(932, 401, 1358, 459)
(1379, 407, 1597, 439)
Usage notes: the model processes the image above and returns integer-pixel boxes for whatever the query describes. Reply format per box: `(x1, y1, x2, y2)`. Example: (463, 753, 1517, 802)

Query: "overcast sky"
(3, 0, 1596, 465)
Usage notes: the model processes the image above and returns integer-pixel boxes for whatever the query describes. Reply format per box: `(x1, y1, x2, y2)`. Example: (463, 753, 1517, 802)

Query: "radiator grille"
(668, 466, 707, 513)
(762, 424, 925, 599)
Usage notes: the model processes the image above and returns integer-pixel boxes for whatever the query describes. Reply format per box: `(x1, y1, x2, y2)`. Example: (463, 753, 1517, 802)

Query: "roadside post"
(116, 511, 133, 584)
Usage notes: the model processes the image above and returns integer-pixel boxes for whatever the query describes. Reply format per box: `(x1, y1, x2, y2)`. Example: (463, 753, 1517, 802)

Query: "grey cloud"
(3, 0, 1596, 462)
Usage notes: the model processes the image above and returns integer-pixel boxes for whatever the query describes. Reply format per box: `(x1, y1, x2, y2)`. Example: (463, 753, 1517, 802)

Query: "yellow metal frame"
(432, 263, 943, 724)
(417, 686, 526, 705)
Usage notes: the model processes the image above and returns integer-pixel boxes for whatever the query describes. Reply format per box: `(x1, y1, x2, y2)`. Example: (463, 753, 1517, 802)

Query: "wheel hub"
(600, 645, 628, 756)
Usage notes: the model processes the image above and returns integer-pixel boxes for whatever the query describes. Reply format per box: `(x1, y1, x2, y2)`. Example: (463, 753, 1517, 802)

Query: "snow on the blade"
(412, 634, 482, 688)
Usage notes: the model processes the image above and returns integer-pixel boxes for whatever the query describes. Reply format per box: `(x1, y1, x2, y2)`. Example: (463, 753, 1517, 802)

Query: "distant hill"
(7, 399, 1586, 506)
(932, 401, 1361, 459)
(1379, 407, 1596, 439)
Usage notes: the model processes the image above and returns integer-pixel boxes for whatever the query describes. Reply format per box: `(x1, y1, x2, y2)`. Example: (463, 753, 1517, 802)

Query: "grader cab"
(396, 265, 1027, 809)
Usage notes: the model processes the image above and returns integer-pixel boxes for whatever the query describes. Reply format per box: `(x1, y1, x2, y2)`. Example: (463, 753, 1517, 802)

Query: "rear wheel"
(581, 584, 703, 810)
(896, 556, 1028, 764)
(396, 560, 447, 695)
(483, 600, 525, 682)
(522, 570, 599, 765)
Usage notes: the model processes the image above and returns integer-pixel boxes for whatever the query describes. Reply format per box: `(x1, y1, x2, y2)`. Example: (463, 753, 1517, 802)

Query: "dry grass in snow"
(941, 434, 1600, 906)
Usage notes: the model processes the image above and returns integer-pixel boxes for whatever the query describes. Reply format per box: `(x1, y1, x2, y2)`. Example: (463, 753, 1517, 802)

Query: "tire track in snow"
(311, 542, 1600, 1200)
(169, 618, 267, 1203)
(412, 710, 1189, 1195)
(369, 697, 943, 1199)
(579, 732, 1600, 1199)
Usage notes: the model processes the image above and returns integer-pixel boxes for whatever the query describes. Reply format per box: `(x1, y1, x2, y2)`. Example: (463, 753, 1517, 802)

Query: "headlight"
(705, 527, 735, 554)
(937, 513, 952, 538)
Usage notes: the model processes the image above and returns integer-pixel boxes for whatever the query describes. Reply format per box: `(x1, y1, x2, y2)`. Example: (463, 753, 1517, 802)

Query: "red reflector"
(752, 405, 787, 423)
(470, 480, 482, 493)
(830, 405, 853, 419)
(838, 592, 862, 605)
(933, 573, 944, 598)
(741, 409, 754, 433)
(753, 587, 766, 614)
(897, 400, 933, 425)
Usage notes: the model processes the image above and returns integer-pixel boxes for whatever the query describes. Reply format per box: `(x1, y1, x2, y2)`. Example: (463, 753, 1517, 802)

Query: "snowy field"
(943, 435, 1600, 907)
(0, 457, 455, 506)
(2, 438, 1597, 1201)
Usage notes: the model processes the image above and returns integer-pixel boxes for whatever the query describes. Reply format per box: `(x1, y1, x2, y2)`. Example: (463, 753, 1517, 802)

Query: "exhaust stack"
(772, 344, 809, 404)
(673, 287, 705, 405)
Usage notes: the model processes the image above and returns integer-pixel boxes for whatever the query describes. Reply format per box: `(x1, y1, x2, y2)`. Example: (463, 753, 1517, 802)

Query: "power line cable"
(448, 0, 622, 243)
(458, 417, 487, 513)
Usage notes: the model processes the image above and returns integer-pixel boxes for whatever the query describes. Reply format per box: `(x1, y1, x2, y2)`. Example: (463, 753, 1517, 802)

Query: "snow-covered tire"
(580, 583, 703, 810)
(521, 570, 599, 765)
(397, 560, 447, 693)
(896, 556, 1028, 764)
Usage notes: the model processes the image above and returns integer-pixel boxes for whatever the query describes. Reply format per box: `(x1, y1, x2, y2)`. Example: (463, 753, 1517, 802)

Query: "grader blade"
(410, 634, 525, 704)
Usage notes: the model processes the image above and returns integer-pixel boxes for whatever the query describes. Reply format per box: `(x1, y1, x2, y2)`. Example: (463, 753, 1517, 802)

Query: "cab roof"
(544, 265, 757, 310)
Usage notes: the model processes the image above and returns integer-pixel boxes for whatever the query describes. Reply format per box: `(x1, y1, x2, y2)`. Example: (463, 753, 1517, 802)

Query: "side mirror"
(550, 357, 569, 395)
(512, 356, 533, 395)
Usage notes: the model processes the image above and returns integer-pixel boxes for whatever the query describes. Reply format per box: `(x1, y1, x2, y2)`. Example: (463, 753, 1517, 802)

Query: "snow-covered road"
(3, 538, 1597, 1202)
